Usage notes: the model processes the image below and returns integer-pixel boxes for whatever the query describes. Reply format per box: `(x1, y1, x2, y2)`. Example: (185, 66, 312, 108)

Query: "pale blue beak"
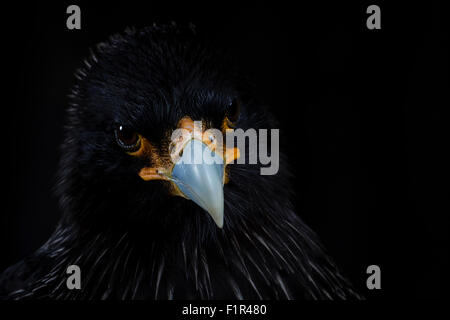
(171, 139, 225, 228)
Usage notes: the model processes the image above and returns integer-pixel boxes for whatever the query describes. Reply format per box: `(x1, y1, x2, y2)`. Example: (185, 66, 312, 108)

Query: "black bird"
(0, 25, 360, 299)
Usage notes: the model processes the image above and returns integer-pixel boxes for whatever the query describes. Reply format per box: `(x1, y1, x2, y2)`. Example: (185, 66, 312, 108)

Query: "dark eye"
(115, 125, 141, 152)
(226, 97, 241, 123)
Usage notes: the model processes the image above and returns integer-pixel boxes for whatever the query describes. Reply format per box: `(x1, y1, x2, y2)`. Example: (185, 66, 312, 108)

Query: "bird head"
(57, 25, 287, 240)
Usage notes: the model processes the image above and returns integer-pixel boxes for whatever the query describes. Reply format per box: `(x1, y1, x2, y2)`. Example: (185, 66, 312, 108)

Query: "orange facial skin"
(133, 116, 240, 194)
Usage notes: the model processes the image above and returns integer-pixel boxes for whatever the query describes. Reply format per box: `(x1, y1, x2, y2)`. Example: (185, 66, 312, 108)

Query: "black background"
(0, 1, 448, 299)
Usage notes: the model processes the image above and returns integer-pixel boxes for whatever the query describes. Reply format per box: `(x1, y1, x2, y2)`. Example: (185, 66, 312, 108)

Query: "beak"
(171, 139, 224, 228)
(138, 117, 240, 229)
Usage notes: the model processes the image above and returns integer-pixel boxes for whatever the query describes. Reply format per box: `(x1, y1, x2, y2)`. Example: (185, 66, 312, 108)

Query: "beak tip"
(214, 216, 224, 229)
(205, 206, 224, 229)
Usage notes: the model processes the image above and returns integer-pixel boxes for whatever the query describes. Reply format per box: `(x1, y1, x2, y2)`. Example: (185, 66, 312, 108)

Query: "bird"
(0, 24, 361, 300)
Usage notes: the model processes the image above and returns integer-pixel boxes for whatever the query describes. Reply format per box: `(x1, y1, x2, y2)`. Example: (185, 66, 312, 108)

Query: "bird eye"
(115, 125, 141, 152)
(226, 97, 241, 124)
